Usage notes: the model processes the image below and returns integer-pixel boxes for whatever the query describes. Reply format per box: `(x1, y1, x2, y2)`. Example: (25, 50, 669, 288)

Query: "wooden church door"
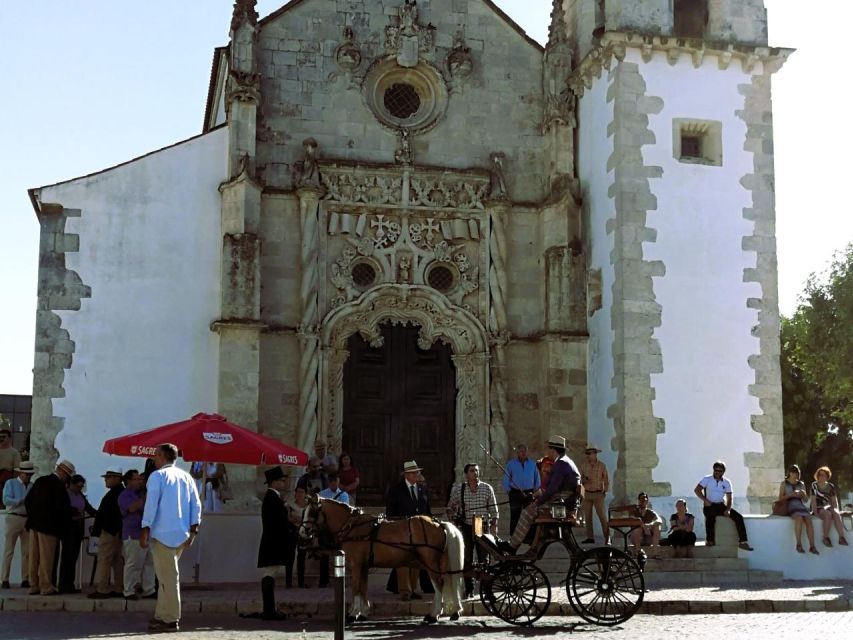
(343, 322, 456, 506)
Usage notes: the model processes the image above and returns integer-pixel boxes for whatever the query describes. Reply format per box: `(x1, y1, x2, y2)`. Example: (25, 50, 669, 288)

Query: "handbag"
(771, 499, 788, 516)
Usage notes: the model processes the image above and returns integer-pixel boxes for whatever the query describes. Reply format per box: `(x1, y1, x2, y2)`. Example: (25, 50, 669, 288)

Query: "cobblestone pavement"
(1, 611, 852, 640)
(5, 579, 849, 615)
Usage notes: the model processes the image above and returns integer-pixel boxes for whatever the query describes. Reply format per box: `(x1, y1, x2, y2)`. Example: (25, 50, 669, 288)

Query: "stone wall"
(30, 205, 90, 474)
(254, 0, 546, 201)
(737, 65, 783, 508)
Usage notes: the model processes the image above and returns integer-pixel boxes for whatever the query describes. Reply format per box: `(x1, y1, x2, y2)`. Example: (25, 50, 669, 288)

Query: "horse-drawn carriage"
(299, 495, 645, 627)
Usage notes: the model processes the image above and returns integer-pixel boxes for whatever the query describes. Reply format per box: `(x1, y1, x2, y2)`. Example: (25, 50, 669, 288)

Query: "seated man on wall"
(501, 435, 580, 553)
(694, 460, 753, 551)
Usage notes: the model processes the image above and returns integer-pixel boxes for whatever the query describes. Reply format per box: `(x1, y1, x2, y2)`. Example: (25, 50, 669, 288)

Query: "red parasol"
(102, 412, 308, 466)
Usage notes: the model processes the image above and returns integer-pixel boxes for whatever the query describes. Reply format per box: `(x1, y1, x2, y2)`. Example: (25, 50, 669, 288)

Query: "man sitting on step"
(694, 460, 754, 551)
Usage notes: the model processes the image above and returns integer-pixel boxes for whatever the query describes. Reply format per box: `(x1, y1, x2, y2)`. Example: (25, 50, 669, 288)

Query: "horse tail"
(440, 522, 465, 615)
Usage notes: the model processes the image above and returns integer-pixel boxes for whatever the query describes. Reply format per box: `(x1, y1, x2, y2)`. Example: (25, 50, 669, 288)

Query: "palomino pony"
(299, 496, 465, 624)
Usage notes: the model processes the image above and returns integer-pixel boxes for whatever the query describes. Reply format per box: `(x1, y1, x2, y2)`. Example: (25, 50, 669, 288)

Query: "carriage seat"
(608, 516, 643, 529)
(534, 513, 579, 526)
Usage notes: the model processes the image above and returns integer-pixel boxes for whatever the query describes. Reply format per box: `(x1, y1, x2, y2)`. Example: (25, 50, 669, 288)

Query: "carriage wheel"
(479, 561, 551, 626)
(566, 546, 644, 626)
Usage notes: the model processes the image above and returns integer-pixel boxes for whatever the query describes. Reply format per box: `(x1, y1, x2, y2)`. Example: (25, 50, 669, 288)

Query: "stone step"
(644, 557, 750, 572)
(644, 568, 783, 588)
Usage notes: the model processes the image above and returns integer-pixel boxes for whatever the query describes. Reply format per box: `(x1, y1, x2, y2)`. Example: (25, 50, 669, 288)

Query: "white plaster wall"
(638, 50, 764, 501)
(40, 128, 227, 503)
(579, 68, 618, 476)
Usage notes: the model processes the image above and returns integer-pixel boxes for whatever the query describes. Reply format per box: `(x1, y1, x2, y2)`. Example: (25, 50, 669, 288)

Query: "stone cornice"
(210, 320, 267, 334)
(568, 31, 794, 96)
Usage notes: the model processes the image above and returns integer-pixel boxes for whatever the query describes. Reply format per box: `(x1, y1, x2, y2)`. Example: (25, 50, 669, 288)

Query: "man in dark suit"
(385, 460, 431, 601)
(24, 459, 74, 595)
(257, 466, 290, 620)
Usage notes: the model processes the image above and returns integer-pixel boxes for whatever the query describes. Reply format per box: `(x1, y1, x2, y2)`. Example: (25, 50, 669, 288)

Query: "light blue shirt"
(2, 476, 32, 515)
(318, 487, 350, 504)
(142, 463, 201, 548)
(502, 457, 540, 493)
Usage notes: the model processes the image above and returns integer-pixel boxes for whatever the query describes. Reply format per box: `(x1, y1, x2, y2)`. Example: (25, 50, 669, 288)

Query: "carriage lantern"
(550, 503, 567, 520)
(472, 514, 484, 537)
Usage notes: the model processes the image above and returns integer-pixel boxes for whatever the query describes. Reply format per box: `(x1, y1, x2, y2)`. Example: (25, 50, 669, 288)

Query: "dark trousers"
(282, 538, 296, 587)
(58, 526, 83, 590)
(665, 530, 697, 546)
(508, 490, 525, 535)
(296, 549, 306, 587)
(460, 523, 486, 597)
(703, 503, 748, 543)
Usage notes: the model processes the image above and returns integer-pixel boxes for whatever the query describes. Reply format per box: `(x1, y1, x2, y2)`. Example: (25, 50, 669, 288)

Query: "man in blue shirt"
(502, 444, 540, 536)
(140, 444, 201, 633)
(2, 460, 35, 589)
(318, 473, 350, 504)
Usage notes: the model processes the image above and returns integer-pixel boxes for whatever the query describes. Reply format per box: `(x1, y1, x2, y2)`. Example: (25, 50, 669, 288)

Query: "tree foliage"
(783, 245, 853, 489)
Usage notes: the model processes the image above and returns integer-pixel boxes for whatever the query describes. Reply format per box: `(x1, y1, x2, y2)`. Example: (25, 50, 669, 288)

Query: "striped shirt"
(580, 459, 609, 493)
(446, 481, 498, 526)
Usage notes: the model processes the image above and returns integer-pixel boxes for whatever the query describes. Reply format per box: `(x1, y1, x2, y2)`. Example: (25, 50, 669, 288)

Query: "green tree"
(783, 245, 853, 489)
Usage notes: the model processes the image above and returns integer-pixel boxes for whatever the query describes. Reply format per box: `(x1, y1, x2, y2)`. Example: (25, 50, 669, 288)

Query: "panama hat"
(56, 460, 76, 475)
(401, 460, 423, 474)
(546, 435, 566, 449)
(584, 444, 602, 453)
(14, 461, 36, 474)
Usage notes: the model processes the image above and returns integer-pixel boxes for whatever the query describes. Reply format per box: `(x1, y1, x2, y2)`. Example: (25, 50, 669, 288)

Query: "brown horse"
(299, 496, 464, 623)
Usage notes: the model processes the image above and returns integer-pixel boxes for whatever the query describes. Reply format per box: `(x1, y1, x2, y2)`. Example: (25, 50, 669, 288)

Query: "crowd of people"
(2, 425, 851, 629)
(1, 440, 201, 633)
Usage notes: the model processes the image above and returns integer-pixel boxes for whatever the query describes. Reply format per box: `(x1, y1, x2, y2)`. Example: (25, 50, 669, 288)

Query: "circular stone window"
(426, 262, 458, 294)
(363, 59, 448, 133)
(384, 83, 421, 119)
(351, 261, 378, 291)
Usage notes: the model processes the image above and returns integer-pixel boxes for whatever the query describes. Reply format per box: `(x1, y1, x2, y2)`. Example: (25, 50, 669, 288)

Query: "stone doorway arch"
(318, 284, 493, 480)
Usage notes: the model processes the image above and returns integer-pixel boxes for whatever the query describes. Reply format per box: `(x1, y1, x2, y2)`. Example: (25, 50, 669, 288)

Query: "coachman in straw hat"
(499, 436, 581, 554)
(385, 460, 432, 600)
(25, 459, 75, 595)
(1, 460, 37, 588)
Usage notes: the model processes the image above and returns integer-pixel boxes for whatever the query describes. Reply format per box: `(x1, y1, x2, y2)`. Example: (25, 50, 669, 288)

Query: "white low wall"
(744, 514, 853, 580)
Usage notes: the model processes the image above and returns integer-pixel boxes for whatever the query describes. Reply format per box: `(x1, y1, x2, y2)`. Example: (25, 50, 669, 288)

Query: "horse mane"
(317, 496, 364, 516)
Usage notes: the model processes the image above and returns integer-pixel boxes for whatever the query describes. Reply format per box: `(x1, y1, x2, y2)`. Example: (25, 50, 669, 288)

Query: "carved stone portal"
(318, 284, 495, 478)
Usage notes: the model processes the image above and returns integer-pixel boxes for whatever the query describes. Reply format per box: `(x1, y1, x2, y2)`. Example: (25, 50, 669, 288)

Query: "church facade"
(28, 0, 790, 511)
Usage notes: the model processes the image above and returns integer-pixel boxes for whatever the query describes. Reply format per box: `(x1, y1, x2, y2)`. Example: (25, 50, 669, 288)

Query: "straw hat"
(14, 461, 36, 474)
(401, 460, 422, 474)
(546, 435, 566, 449)
(56, 460, 76, 475)
(584, 444, 602, 454)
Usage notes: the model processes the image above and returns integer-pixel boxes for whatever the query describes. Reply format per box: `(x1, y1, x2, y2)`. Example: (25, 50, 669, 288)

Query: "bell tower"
(572, 0, 790, 508)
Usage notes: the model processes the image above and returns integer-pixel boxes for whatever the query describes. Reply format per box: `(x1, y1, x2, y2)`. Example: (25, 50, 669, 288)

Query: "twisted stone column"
(297, 187, 322, 456)
(487, 200, 510, 460)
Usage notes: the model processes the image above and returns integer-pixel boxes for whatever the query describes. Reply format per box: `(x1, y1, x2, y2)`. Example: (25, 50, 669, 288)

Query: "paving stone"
(201, 599, 238, 614)
(2, 597, 28, 611)
(28, 596, 64, 611)
(745, 600, 773, 613)
(64, 598, 96, 612)
(688, 601, 722, 614)
(772, 600, 805, 612)
(93, 598, 127, 612)
(804, 600, 826, 611)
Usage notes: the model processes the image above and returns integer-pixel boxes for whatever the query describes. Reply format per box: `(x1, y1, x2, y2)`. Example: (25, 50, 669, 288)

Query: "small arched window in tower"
(383, 83, 421, 119)
(674, 0, 709, 39)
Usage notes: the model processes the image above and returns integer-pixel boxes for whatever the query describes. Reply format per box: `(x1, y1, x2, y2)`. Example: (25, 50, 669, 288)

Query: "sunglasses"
(713, 468, 724, 472)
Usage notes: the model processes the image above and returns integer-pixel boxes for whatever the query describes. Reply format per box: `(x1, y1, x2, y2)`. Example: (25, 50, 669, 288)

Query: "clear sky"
(1, 1, 850, 395)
